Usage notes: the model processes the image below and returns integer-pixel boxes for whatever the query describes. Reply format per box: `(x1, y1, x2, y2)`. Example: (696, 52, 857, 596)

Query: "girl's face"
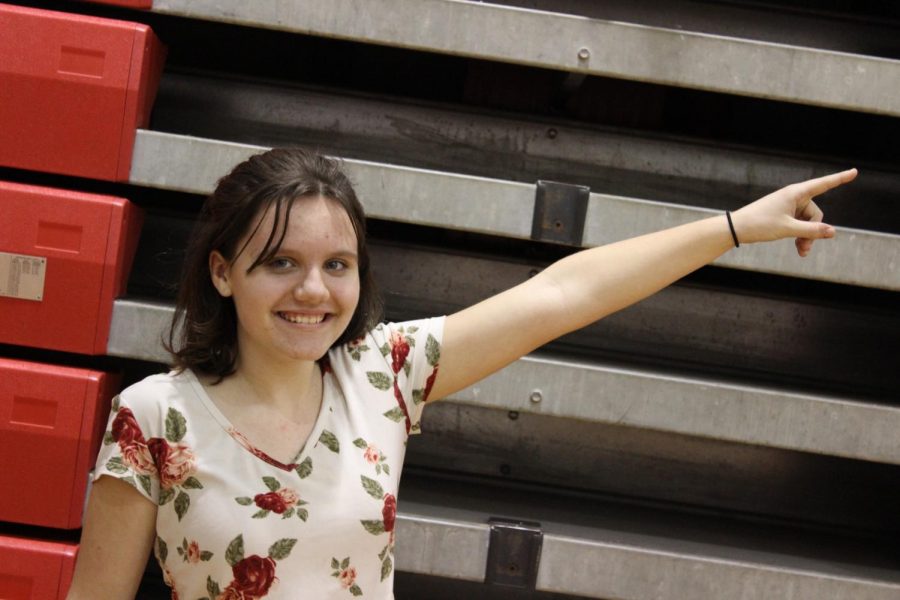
(209, 195, 361, 368)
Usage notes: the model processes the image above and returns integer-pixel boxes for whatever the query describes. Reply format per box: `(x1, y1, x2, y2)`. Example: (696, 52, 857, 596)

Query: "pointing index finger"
(801, 168, 858, 197)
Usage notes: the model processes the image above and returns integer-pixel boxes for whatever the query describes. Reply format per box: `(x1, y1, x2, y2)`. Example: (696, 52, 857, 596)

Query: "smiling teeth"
(279, 313, 325, 324)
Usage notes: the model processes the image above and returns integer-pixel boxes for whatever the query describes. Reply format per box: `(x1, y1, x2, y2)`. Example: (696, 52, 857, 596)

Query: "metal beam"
(395, 478, 900, 599)
(129, 130, 533, 239)
(129, 130, 900, 291)
(107, 298, 900, 465)
(583, 194, 900, 291)
(149, 0, 900, 117)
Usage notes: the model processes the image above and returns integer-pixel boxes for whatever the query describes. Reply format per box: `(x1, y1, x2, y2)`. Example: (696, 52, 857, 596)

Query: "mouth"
(276, 312, 328, 325)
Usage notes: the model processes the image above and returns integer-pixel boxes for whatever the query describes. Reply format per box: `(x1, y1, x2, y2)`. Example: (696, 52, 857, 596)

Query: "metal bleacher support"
(92, 0, 899, 598)
(130, 130, 900, 291)
(147, 0, 900, 116)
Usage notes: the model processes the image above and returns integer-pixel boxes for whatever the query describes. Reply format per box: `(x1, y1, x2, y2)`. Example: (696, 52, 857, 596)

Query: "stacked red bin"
(0, 3, 164, 597)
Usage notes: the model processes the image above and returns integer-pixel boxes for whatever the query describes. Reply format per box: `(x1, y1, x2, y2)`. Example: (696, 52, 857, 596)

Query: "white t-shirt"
(93, 318, 444, 600)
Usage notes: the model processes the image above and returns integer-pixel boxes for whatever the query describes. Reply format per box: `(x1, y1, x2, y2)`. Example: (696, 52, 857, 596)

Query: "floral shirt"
(93, 318, 443, 600)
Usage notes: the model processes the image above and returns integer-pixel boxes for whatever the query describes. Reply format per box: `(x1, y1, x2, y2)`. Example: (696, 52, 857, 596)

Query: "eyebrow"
(273, 246, 359, 261)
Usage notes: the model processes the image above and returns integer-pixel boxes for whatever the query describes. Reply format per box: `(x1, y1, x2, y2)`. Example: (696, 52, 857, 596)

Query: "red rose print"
(382, 493, 397, 533)
(390, 331, 410, 374)
(162, 565, 179, 600)
(120, 441, 156, 476)
(148, 437, 197, 489)
(422, 366, 439, 402)
(363, 445, 380, 464)
(254, 491, 287, 514)
(339, 566, 357, 589)
(187, 540, 201, 564)
(232, 555, 277, 597)
(111, 407, 145, 445)
(276, 488, 299, 508)
(393, 380, 412, 434)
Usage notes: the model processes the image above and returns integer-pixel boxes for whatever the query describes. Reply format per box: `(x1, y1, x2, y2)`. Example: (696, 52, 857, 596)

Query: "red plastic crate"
(0, 534, 78, 599)
(0, 3, 165, 181)
(0, 181, 143, 355)
(0, 359, 120, 529)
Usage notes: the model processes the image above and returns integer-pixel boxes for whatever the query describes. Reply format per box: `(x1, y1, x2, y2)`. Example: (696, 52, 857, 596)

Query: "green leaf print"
(383, 464, 391, 476)
(207, 575, 221, 598)
(406, 325, 419, 334)
(403, 362, 411, 377)
(353, 438, 368, 449)
(159, 487, 176, 506)
(157, 537, 168, 563)
(174, 491, 190, 521)
(165, 407, 187, 443)
(283, 507, 295, 519)
(361, 520, 386, 535)
(350, 584, 363, 596)
(379, 343, 390, 357)
(268, 538, 297, 561)
(360, 476, 384, 500)
(182, 476, 203, 490)
(137, 474, 152, 496)
(318, 430, 340, 453)
(235, 496, 253, 506)
(295, 456, 313, 478)
(111, 395, 121, 412)
(263, 476, 281, 492)
(341, 556, 350, 569)
(252, 509, 270, 519)
(297, 508, 309, 521)
(412, 389, 424, 405)
(366, 371, 392, 391)
(348, 342, 369, 361)
(426, 334, 441, 366)
(103, 431, 115, 446)
(106, 456, 128, 474)
(381, 555, 393, 581)
(382, 407, 405, 422)
(378, 545, 389, 561)
(200, 551, 213, 561)
(225, 535, 244, 567)
(331, 557, 340, 570)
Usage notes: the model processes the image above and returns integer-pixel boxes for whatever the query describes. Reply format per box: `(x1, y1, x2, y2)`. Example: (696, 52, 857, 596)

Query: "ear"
(209, 250, 233, 297)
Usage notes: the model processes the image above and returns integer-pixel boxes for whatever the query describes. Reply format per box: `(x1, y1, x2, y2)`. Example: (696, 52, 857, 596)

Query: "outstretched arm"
(428, 168, 857, 401)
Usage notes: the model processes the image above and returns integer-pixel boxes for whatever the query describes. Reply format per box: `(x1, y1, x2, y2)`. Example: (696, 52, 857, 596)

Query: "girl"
(67, 148, 856, 599)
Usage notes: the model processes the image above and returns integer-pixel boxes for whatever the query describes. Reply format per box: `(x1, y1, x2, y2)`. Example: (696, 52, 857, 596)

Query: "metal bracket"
(484, 517, 543, 589)
(531, 180, 590, 245)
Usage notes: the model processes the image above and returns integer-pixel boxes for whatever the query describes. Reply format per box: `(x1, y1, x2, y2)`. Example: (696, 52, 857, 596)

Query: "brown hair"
(166, 148, 382, 379)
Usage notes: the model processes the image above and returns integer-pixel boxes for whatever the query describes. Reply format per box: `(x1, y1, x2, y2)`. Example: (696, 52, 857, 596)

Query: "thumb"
(790, 219, 835, 240)
(792, 220, 835, 257)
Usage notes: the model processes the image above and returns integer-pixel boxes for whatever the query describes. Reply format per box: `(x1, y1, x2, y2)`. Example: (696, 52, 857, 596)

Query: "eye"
(325, 259, 350, 272)
(267, 257, 294, 270)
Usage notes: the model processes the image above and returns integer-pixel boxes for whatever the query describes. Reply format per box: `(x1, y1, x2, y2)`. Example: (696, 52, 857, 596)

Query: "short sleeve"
(93, 389, 162, 504)
(366, 316, 444, 435)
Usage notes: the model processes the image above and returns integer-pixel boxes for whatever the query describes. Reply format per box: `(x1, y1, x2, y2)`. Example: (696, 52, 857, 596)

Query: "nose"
(293, 267, 329, 303)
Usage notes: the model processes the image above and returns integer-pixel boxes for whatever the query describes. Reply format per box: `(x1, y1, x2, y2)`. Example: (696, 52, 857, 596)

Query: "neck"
(230, 351, 322, 419)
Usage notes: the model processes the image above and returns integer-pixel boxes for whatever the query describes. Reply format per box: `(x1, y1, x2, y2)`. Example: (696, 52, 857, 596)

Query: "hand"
(731, 168, 857, 256)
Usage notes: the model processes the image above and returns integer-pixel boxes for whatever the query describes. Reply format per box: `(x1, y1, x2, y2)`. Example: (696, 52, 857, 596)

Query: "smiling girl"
(67, 148, 856, 599)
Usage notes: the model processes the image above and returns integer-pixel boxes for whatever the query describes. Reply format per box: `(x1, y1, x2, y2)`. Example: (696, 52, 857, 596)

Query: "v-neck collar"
(183, 367, 332, 472)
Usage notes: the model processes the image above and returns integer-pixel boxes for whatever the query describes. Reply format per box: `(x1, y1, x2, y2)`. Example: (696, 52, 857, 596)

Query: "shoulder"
(328, 317, 445, 366)
(115, 369, 197, 421)
(366, 317, 446, 348)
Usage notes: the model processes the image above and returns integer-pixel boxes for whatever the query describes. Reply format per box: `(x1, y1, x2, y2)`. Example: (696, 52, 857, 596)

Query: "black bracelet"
(725, 211, 740, 248)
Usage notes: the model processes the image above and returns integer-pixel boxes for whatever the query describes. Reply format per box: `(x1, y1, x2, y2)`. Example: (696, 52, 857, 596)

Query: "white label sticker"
(0, 251, 47, 301)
